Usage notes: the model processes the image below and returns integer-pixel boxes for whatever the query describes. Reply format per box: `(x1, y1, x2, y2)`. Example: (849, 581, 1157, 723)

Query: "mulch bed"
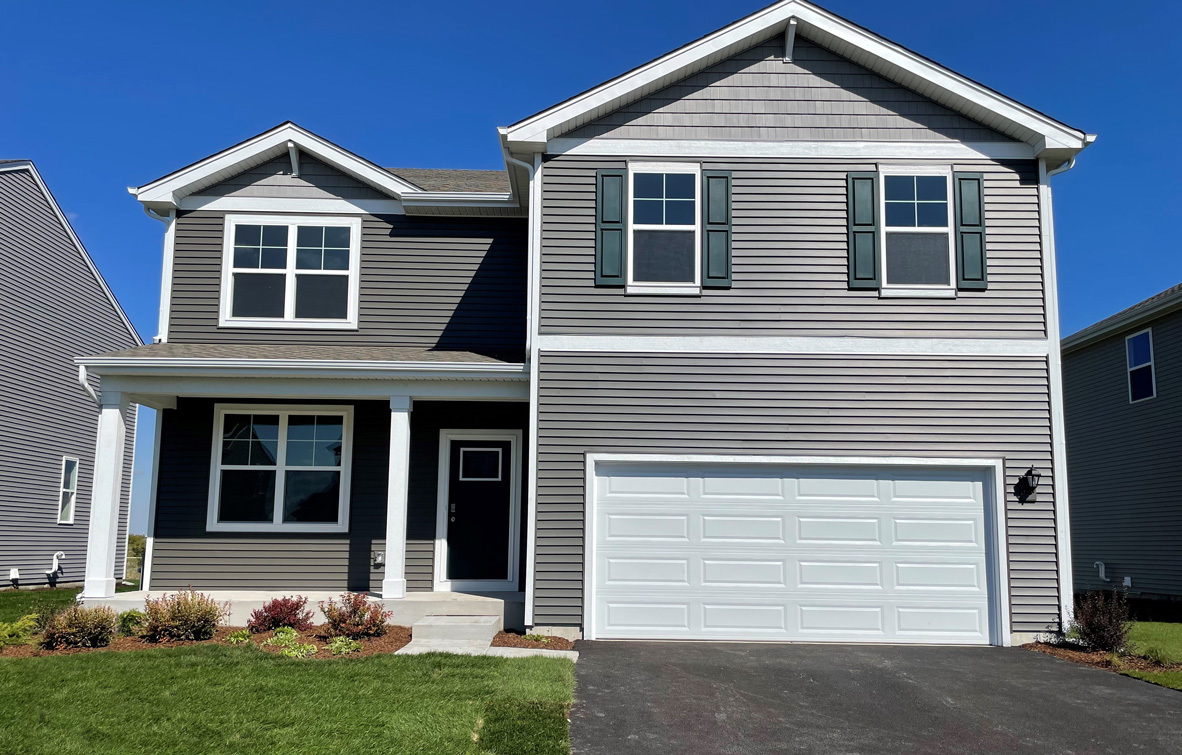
(491, 631, 575, 651)
(1024, 642, 1182, 673)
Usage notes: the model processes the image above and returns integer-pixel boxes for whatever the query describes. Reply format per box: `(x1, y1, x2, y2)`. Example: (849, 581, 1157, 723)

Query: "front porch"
(75, 344, 531, 630)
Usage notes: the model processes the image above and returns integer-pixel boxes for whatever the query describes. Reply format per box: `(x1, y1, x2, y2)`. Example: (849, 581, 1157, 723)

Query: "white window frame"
(58, 456, 78, 525)
(206, 404, 353, 533)
(1126, 327, 1156, 404)
(218, 214, 362, 329)
(626, 161, 701, 295)
(878, 165, 956, 299)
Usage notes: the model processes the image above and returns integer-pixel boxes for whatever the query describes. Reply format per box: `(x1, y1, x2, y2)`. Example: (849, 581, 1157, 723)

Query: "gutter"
(75, 356, 529, 381)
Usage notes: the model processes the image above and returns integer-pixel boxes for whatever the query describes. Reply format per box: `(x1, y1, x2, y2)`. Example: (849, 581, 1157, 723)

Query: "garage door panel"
(592, 462, 996, 644)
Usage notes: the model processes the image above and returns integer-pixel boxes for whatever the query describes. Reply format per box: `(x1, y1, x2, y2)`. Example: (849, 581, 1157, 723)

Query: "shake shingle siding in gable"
(566, 37, 1012, 143)
(533, 351, 1061, 633)
(540, 155, 1044, 338)
(166, 211, 527, 350)
(0, 167, 138, 587)
(1065, 308, 1182, 597)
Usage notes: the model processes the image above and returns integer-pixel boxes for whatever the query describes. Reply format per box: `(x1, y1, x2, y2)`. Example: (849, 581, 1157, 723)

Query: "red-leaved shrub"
(1071, 589, 1130, 652)
(319, 592, 392, 638)
(40, 605, 117, 649)
(248, 595, 314, 633)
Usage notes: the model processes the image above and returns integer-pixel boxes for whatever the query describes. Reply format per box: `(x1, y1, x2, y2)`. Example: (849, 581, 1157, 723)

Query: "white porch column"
(382, 396, 412, 599)
(82, 390, 130, 599)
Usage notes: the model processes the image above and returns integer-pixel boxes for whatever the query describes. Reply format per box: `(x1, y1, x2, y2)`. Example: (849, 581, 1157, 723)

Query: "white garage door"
(589, 462, 997, 645)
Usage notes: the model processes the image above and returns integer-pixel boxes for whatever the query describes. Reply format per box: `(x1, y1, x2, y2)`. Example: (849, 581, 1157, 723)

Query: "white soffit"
(503, 0, 1090, 156)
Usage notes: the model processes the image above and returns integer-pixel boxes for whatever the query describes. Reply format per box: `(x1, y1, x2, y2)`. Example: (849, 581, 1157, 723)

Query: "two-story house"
(78, 0, 1092, 645)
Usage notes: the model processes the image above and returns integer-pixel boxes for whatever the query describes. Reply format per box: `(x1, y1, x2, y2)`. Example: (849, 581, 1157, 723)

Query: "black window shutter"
(595, 169, 626, 286)
(847, 172, 879, 289)
(954, 172, 987, 290)
(701, 171, 732, 289)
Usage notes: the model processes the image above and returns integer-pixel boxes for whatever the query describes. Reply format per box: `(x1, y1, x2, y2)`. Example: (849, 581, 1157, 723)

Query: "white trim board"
(582, 453, 1012, 647)
(525, 154, 543, 626)
(547, 138, 1035, 161)
(77, 357, 527, 380)
(95, 374, 530, 403)
(536, 335, 1051, 357)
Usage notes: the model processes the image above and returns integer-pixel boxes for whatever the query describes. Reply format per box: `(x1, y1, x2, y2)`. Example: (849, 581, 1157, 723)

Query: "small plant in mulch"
(1071, 589, 1131, 652)
(247, 595, 314, 633)
(41, 605, 118, 650)
(319, 592, 392, 639)
(117, 609, 146, 636)
(524, 633, 552, 644)
(328, 636, 362, 656)
(0, 616, 36, 648)
(143, 590, 229, 642)
(261, 626, 318, 658)
(226, 629, 253, 645)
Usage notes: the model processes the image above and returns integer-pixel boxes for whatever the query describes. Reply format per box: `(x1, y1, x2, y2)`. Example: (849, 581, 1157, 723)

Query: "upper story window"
(207, 405, 353, 533)
(880, 168, 955, 297)
(1127, 328, 1156, 403)
(58, 456, 78, 524)
(219, 215, 361, 329)
(628, 163, 701, 294)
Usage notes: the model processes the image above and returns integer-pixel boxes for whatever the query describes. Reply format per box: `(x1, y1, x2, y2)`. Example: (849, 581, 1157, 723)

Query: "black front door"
(445, 439, 513, 581)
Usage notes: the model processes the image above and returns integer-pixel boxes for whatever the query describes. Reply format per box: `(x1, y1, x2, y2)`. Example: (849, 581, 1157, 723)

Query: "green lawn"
(0, 645, 575, 754)
(0, 587, 79, 622)
(1124, 622, 1182, 691)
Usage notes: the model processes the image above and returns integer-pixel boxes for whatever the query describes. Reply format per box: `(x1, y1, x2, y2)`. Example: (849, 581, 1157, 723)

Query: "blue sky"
(2, 0, 1176, 532)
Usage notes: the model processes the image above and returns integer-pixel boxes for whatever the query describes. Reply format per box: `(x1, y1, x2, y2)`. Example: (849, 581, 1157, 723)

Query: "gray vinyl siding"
(566, 37, 1011, 143)
(1065, 309, 1182, 597)
(195, 155, 387, 201)
(149, 398, 527, 593)
(0, 167, 139, 587)
(534, 351, 1060, 633)
(540, 156, 1044, 338)
(167, 211, 526, 350)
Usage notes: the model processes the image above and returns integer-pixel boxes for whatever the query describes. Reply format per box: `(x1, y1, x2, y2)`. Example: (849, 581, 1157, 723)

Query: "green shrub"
(41, 605, 117, 649)
(30, 595, 75, 634)
(226, 629, 252, 645)
(143, 590, 229, 642)
(279, 643, 318, 659)
(0, 615, 36, 648)
(327, 636, 361, 656)
(117, 609, 146, 636)
(319, 592, 392, 638)
(1071, 589, 1130, 652)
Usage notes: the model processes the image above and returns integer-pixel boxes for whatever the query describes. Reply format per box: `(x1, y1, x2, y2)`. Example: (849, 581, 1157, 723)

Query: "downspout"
(78, 365, 100, 407)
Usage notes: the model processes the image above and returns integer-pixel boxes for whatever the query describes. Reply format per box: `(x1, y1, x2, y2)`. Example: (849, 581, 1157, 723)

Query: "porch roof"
(84, 342, 524, 364)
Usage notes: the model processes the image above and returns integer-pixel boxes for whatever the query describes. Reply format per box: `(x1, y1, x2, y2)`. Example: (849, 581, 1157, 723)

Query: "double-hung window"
(58, 457, 78, 524)
(1127, 329, 1156, 403)
(628, 163, 701, 293)
(207, 405, 352, 533)
(880, 167, 955, 297)
(220, 215, 361, 328)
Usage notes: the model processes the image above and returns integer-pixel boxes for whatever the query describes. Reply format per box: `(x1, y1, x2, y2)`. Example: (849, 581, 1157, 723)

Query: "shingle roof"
(86, 342, 524, 364)
(386, 168, 510, 193)
(1062, 281, 1182, 352)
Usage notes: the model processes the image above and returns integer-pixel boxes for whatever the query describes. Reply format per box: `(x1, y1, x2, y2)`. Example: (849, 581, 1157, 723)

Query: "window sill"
(217, 318, 359, 330)
(206, 523, 349, 534)
(625, 285, 701, 296)
(879, 288, 957, 299)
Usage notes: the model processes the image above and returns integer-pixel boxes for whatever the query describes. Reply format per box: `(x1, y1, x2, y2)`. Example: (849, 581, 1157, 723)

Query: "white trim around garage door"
(583, 454, 1012, 647)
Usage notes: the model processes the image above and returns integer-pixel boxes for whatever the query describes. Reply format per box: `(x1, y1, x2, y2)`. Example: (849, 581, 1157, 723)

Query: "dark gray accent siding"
(567, 37, 1011, 143)
(195, 155, 387, 201)
(167, 212, 526, 352)
(540, 156, 1044, 338)
(534, 351, 1060, 633)
(0, 167, 138, 587)
(149, 398, 527, 593)
(1065, 309, 1182, 597)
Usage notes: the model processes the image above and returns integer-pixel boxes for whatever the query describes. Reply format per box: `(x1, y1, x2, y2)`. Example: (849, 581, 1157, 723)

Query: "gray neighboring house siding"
(150, 399, 527, 593)
(566, 36, 1011, 143)
(533, 352, 1060, 633)
(540, 156, 1044, 338)
(0, 165, 139, 588)
(1065, 307, 1182, 597)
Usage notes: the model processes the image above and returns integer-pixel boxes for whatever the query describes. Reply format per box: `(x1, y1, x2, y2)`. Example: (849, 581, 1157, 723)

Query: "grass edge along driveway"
(0, 644, 574, 755)
(1125, 621, 1182, 691)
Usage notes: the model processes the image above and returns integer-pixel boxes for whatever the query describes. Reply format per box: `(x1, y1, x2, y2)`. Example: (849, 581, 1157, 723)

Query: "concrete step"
(412, 614, 499, 643)
(386, 593, 505, 632)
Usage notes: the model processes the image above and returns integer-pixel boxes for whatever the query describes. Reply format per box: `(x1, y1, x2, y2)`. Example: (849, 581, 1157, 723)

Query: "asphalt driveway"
(570, 642, 1182, 754)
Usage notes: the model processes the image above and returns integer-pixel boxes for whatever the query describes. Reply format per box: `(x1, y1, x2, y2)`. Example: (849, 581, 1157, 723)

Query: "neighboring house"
(78, 0, 1092, 645)
(0, 160, 141, 589)
(1063, 283, 1182, 602)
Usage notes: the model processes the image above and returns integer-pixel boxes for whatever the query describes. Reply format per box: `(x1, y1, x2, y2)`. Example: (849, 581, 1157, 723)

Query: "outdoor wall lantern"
(1014, 466, 1041, 503)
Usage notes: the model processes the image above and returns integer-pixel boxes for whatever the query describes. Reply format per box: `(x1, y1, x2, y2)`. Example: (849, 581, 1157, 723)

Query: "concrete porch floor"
(82, 590, 521, 631)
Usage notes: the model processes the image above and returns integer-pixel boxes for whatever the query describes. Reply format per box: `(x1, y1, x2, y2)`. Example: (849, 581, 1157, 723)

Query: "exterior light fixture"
(1014, 466, 1041, 503)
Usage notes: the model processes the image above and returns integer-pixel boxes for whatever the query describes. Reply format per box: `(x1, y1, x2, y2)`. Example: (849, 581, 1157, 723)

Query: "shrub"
(328, 636, 362, 656)
(226, 629, 252, 645)
(280, 643, 318, 659)
(0, 615, 36, 648)
(1071, 589, 1130, 652)
(41, 605, 117, 649)
(143, 590, 229, 642)
(247, 595, 313, 633)
(319, 592, 392, 639)
(117, 609, 146, 636)
(30, 595, 75, 634)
